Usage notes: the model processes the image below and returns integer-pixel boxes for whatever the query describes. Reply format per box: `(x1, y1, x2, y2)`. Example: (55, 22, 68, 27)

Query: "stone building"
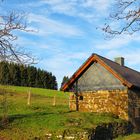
(62, 53, 140, 132)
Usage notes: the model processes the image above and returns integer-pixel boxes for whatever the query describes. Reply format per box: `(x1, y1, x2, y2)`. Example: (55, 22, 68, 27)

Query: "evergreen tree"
(9, 63, 14, 85)
(0, 61, 58, 90)
(35, 68, 42, 88)
(52, 76, 58, 90)
(0, 62, 10, 85)
(27, 66, 37, 87)
(60, 76, 69, 90)
(20, 65, 28, 86)
(13, 64, 21, 86)
(42, 72, 49, 88)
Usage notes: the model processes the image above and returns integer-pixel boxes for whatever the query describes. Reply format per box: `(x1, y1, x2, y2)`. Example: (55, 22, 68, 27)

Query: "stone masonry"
(70, 89, 128, 120)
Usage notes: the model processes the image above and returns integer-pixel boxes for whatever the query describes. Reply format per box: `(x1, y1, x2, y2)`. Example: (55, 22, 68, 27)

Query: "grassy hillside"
(115, 134, 140, 140)
(0, 85, 124, 139)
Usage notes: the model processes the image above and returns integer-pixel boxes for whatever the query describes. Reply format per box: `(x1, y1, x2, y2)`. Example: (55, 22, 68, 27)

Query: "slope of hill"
(0, 85, 133, 139)
(115, 134, 140, 140)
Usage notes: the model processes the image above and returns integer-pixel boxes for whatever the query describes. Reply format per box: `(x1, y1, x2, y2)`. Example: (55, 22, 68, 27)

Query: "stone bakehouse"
(62, 53, 140, 131)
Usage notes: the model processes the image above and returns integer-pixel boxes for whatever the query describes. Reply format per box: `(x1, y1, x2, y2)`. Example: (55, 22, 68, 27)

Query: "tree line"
(0, 61, 58, 90)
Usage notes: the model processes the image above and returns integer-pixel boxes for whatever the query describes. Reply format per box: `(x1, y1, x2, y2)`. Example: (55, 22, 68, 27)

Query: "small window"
(135, 108, 140, 118)
(79, 95, 83, 100)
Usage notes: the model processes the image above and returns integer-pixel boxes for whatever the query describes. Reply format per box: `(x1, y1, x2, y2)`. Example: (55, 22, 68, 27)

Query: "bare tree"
(0, 11, 35, 64)
(102, 0, 140, 37)
(0, 11, 36, 127)
(0, 4, 36, 127)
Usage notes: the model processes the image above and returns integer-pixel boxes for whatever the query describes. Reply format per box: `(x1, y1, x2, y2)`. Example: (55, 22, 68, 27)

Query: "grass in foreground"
(0, 85, 123, 139)
(115, 134, 140, 140)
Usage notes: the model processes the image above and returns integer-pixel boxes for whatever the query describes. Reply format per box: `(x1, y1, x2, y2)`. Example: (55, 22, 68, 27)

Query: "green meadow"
(0, 85, 139, 139)
(115, 134, 140, 140)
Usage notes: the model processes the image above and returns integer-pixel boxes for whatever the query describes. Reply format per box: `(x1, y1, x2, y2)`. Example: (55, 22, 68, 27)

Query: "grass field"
(0, 85, 138, 139)
(115, 134, 140, 140)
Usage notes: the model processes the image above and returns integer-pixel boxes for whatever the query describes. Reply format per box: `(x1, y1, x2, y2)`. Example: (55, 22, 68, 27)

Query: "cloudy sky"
(1, 0, 140, 88)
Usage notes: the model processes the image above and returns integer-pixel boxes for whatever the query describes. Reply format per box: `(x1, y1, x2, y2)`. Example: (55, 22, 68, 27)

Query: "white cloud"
(95, 33, 140, 50)
(28, 13, 83, 37)
(40, 0, 112, 23)
(105, 49, 140, 71)
(125, 53, 140, 67)
(39, 51, 89, 88)
(82, 0, 111, 11)
(92, 31, 140, 72)
(95, 36, 130, 50)
(16, 36, 49, 50)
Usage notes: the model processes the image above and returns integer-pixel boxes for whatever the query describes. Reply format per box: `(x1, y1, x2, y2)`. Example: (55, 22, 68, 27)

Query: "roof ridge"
(96, 54, 140, 74)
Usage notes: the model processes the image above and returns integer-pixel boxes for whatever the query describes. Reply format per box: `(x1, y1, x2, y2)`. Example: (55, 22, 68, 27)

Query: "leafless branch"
(0, 11, 36, 64)
(102, 0, 140, 37)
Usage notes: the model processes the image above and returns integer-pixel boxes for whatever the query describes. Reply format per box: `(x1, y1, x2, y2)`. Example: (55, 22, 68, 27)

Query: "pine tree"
(27, 66, 37, 87)
(13, 64, 21, 86)
(52, 76, 58, 90)
(20, 65, 28, 86)
(0, 61, 58, 89)
(0, 62, 10, 85)
(60, 76, 69, 90)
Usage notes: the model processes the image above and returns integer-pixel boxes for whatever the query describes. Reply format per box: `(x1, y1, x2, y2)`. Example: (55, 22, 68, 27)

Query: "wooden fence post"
(27, 88, 31, 106)
(69, 95, 71, 109)
(53, 96, 56, 106)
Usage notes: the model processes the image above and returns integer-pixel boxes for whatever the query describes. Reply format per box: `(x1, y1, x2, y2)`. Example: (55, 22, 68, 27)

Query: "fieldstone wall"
(128, 89, 140, 132)
(70, 89, 128, 120)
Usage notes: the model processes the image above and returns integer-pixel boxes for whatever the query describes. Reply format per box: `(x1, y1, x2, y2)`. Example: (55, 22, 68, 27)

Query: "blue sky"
(1, 0, 140, 88)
